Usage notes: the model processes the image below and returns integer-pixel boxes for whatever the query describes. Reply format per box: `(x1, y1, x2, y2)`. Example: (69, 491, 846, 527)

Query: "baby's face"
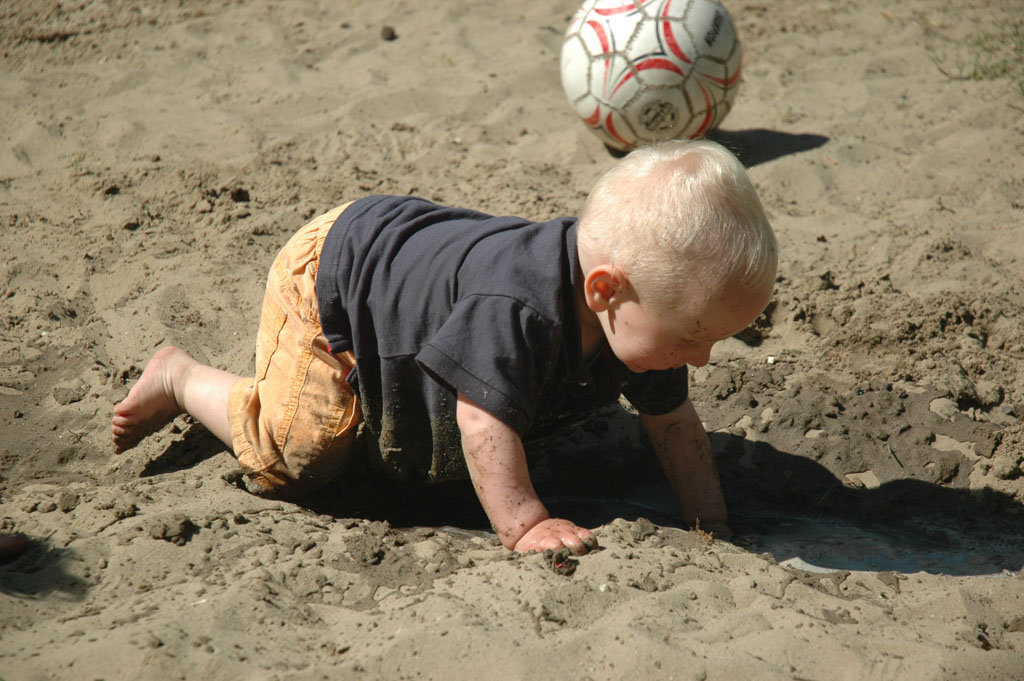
(604, 280, 772, 373)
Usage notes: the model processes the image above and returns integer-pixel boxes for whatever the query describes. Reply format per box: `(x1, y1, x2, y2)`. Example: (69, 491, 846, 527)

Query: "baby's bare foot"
(112, 346, 193, 453)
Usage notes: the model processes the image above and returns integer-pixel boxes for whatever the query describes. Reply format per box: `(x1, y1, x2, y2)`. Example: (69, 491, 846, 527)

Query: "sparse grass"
(932, 24, 1024, 93)
(781, 104, 802, 125)
(59, 151, 87, 168)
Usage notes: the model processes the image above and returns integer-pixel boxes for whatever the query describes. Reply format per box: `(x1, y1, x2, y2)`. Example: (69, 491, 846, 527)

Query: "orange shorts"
(227, 202, 360, 498)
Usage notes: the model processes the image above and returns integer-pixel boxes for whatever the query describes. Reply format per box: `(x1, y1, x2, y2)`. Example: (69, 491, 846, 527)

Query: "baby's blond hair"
(578, 139, 777, 308)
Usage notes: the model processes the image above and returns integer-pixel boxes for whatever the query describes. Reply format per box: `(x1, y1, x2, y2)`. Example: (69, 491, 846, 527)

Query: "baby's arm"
(640, 398, 731, 536)
(456, 392, 597, 554)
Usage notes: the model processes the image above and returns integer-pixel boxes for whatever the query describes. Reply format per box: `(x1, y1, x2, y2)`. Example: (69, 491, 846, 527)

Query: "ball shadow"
(708, 128, 830, 167)
(603, 128, 829, 167)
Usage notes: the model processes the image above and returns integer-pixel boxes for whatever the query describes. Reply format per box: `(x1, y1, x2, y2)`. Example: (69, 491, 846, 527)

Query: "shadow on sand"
(307, 422, 1024, 577)
(709, 432, 1024, 575)
(0, 537, 90, 600)
(605, 128, 829, 167)
(139, 424, 223, 478)
(127, 408, 1023, 577)
(709, 128, 829, 167)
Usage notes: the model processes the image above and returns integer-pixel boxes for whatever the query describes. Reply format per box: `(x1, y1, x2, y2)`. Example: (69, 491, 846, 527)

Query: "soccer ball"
(560, 0, 742, 151)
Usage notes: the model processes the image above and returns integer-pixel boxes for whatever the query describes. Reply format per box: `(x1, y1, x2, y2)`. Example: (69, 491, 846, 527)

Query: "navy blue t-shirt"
(316, 195, 688, 482)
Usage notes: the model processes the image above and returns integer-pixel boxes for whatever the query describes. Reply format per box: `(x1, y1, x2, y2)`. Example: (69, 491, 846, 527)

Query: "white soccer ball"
(560, 0, 742, 151)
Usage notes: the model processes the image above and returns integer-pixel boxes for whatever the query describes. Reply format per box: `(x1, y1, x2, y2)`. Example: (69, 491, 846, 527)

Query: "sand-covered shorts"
(227, 202, 359, 498)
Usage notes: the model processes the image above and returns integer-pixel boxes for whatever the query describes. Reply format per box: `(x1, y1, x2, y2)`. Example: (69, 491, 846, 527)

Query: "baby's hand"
(513, 518, 598, 556)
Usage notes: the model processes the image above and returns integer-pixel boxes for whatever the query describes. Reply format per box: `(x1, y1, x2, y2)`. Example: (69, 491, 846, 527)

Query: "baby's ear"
(583, 265, 624, 311)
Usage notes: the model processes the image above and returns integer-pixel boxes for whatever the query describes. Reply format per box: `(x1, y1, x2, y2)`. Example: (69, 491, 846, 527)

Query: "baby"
(112, 139, 777, 555)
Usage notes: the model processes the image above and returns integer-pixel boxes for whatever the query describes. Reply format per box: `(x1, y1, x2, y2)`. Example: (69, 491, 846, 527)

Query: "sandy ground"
(2, 0, 1024, 679)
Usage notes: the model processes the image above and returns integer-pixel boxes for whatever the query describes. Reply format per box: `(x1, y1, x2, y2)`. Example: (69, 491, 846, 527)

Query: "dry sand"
(2, 0, 1024, 679)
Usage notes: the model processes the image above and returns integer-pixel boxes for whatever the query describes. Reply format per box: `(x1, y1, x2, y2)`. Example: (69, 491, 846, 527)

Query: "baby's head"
(577, 139, 777, 371)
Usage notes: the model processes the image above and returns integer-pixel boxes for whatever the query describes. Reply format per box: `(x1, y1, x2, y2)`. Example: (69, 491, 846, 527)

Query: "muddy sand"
(2, 1, 1024, 679)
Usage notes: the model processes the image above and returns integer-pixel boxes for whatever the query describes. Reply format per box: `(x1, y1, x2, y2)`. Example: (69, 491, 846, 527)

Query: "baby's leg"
(111, 346, 240, 453)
